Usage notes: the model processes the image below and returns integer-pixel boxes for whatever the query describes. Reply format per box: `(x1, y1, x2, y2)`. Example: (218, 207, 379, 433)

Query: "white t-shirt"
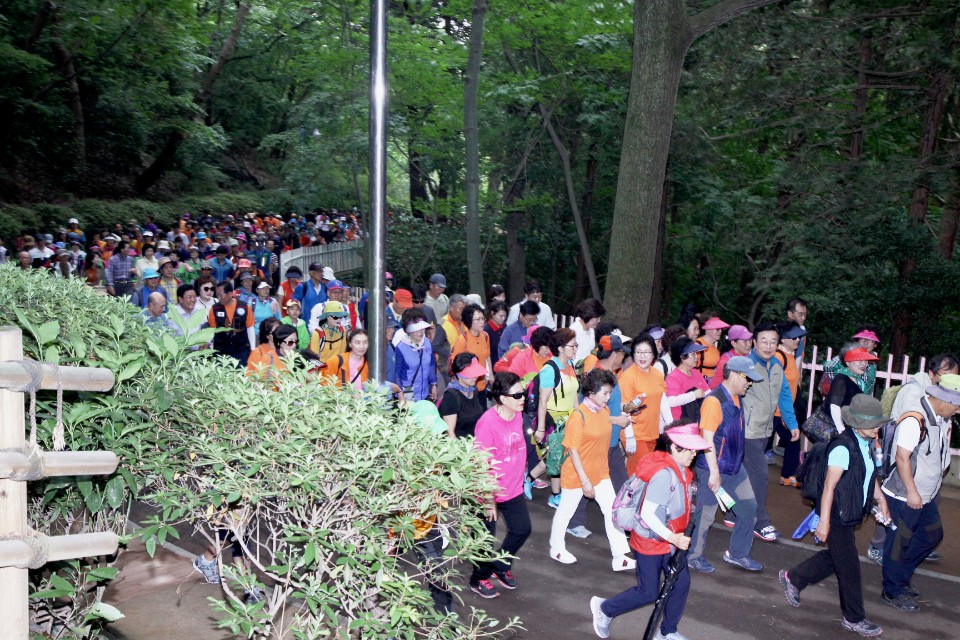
(506, 299, 556, 329)
(571, 318, 595, 362)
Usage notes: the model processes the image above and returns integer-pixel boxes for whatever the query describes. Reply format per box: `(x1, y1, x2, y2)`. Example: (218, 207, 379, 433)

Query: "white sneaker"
(612, 554, 636, 572)
(551, 549, 578, 564)
(654, 630, 690, 640)
(590, 596, 612, 638)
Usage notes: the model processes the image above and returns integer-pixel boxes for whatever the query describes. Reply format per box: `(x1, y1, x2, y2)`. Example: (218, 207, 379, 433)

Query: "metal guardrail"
(280, 240, 364, 280)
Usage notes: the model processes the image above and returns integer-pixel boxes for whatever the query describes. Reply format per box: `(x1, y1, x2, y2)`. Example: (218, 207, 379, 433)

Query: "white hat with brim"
(405, 320, 431, 333)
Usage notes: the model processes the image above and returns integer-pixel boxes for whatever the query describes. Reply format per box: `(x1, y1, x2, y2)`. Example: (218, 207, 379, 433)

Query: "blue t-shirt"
(827, 432, 876, 503)
(608, 383, 623, 447)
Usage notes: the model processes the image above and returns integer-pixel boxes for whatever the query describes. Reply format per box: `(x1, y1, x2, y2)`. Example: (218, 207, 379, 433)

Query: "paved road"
(105, 464, 960, 639)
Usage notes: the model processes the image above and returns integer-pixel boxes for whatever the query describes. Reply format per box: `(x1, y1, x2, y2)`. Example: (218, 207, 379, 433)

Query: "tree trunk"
(605, 0, 778, 333)
(463, 0, 487, 296)
(408, 146, 429, 217)
(891, 68, 952, 358)
(542, 113, 601, 300)
(848, 36, 872, 160)
(50, 36, 85, 171)
(604, 1, 690, 333)
(573, 149, 598, 302)
(135, 2, 251, 193)
(938, 176, 960, 259)
(648, 172, 669, 324)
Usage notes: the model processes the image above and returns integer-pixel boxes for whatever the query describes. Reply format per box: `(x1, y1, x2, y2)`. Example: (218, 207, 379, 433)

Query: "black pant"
(414, 526, 454, 615)
(470, 493, 532, 583)
(773, 416, 801, 478)
(789, 521, 865, 623)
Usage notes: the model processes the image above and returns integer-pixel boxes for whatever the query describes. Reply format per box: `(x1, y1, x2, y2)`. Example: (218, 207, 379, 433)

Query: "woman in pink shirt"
(469, 371, 532, 599)
(665, 337, 710, 422)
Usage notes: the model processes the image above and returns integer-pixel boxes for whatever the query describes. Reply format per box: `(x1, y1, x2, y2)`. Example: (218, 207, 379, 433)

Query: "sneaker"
(723, 551, 763, 571)
(567, 525, 593, 538)
(722, 518, 735, 528)
(192, 556, 221, 584)
(590, 596, 612, 639)
(547, 494, 562, 509)
(551, 549, 578, 564)
(612, 554, 636, 572)
(881, 591, 919, 612)
(654, 631, 690, 640)
(687, 556, 715, 574)
(523, 477, 533, 501)
(494, 570, 518, 590)
(470, 579, 500, 599)
(772, 446, 785, 457)
(754, 525, 781, 542)
(867, 545, 883, 565)
(779, 476, 799, 488)
(765, 450, 776, 464)
(779, 570, 800, 607)
(243, 587, 264, 606)
(902, 585, 920, 599)
(533, 478, 549, 489)
(924, 550, 940, 563)
(842, 618, 883, 637)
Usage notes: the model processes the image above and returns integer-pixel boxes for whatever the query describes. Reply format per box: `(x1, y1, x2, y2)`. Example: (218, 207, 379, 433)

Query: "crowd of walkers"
(5, 213, 954, 636)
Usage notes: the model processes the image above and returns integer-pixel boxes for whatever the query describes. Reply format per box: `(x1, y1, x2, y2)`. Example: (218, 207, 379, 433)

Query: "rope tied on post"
(8, 359, 44, 448)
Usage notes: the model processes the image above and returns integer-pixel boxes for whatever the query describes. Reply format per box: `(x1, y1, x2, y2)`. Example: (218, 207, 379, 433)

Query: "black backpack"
(797, 440, 832, 506)
(523, 359, 562, 423)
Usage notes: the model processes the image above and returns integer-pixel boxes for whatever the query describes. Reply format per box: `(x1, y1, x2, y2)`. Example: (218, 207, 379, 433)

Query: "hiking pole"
(642, 519, 696, 640)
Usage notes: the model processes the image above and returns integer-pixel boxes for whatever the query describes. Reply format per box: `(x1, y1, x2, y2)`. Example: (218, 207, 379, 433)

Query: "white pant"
(549, 479, 630, 558)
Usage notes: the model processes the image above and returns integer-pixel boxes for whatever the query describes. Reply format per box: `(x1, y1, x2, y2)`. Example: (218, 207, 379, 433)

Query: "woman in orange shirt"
(450, 303, 493, 392)
(697, 316, 730, 381)
(548, 369, 635, 572)
(321, 330, 370, 390)
(246, 320, 298, 382)
(617, 334, 674, 475)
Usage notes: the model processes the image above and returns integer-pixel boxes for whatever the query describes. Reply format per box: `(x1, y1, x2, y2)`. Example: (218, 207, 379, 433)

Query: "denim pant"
(601, 550, 690, 636)
(743, 437, 773, 529)
(790, 521, 865, 623)
(773, 416, 801, 479)
(882, 495, 943, 597)
(569, 446, 628, 530)
(690, 465, 757, 561)
(471, 493, 532, 583)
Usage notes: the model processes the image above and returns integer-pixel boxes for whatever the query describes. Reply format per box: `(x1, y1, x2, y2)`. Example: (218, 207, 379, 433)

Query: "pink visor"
(458, 359, 488, 378)
(665, 423, 711, 451)
(702, 317, 730, 330)
(852, 329, 880, 343)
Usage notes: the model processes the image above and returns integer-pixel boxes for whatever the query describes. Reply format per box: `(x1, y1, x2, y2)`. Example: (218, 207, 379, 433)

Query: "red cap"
(394, 288, 413, 309)
(843, 347, 879, 363)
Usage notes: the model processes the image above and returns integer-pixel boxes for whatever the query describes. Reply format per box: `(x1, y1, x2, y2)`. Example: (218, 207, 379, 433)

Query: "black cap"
(308, 262, 323, 272)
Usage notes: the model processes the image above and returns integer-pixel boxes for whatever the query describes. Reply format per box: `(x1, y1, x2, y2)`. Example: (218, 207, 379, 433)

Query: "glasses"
(200, 286, 213, 291)
(673, 444, 695, 454)
(756, 339, 778, 347)
(565, 343, 578, 350)
(502, 391, 525, 400)
(635, 350, 654, 356)
(412, 298, 425, 303)
(280, 339, 298, 346)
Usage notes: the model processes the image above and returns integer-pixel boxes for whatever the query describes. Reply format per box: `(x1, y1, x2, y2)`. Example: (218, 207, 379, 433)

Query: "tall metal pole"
(366, 0, 388, 383)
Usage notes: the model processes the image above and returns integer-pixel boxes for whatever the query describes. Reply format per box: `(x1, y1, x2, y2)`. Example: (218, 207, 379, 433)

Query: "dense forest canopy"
(2, 0, 960, 358)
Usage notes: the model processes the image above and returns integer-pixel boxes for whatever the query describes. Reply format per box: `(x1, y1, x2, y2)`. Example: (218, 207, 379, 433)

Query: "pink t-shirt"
(473, 406, 526, 503)
(665, 367, 710, 421)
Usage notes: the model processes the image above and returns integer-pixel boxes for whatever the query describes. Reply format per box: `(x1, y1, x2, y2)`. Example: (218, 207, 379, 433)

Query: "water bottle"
(871, 505, 896, 530)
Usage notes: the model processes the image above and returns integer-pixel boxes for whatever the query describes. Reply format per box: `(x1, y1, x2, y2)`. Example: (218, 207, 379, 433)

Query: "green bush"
(0, 265, 517, 639)
(0, 204, 31, 239)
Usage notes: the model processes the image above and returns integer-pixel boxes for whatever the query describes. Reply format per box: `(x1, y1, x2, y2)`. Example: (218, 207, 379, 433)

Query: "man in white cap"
(878, 374, 960, 613)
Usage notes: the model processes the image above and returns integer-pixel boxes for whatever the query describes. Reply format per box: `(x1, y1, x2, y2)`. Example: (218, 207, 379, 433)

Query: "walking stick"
(642, 519, 696, 640)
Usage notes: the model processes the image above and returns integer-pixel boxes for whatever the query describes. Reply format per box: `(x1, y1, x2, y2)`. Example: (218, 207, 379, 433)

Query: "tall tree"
(463, 0, 487, 297)
(604, 0, 778, 332)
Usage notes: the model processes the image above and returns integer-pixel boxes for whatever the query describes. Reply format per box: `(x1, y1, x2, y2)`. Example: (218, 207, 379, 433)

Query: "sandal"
(779, 476, 799, 488)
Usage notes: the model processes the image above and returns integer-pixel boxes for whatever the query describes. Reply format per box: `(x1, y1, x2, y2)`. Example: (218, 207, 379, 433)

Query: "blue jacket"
(293, 279, 328, 326)
(394, 340, 437, 401)
(132, 284, 169, 309)
(697, 384, 745, 474)
(498, 320, 528, 359)
(209, 257, 235, 283)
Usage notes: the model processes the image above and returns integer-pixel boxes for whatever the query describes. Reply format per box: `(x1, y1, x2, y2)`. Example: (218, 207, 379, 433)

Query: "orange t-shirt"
(320, 353, 370, 388)
(699, 392, 740, 436)
(773, 350, 799, 417)
(451, 330, 491, 391)
(618, 365, 666, 441)
(560, 406, 612, 489)
(245, 344, 287, 383)
(696, 338, 721, 380)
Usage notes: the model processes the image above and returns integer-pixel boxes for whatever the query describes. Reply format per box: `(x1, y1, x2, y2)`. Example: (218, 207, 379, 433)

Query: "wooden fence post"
(0, 327, 117, 640)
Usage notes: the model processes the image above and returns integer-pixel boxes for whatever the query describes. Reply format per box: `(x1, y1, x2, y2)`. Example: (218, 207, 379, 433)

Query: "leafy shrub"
(0, 205, 31, 239)
(0, 265, 517, 639)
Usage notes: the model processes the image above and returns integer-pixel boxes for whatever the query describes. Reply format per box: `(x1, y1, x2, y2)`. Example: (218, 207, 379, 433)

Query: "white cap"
(322, 266, 335, 280)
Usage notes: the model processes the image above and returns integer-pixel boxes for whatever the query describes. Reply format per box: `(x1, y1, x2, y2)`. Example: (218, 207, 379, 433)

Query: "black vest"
(826, 428, 876, 527)
(211, 302, 250, 353)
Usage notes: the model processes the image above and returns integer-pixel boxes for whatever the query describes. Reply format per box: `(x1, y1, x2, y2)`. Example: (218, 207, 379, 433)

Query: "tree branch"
(688, 0, 779, 41)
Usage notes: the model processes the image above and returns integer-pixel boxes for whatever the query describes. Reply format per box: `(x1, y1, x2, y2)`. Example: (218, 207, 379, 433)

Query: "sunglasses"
(412, 298, 425, 303)
(200, 286, 214, 291)
(673, 444, 695, 454)
(502, 391, 525, 400)
(280, 338, 298, 346)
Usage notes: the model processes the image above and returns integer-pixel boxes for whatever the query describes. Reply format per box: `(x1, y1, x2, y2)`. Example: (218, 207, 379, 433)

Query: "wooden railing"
(0, 327, 117, 639)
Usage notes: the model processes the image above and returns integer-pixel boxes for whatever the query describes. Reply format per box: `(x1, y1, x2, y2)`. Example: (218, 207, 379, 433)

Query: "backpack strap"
(338, 355, 345, 385)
